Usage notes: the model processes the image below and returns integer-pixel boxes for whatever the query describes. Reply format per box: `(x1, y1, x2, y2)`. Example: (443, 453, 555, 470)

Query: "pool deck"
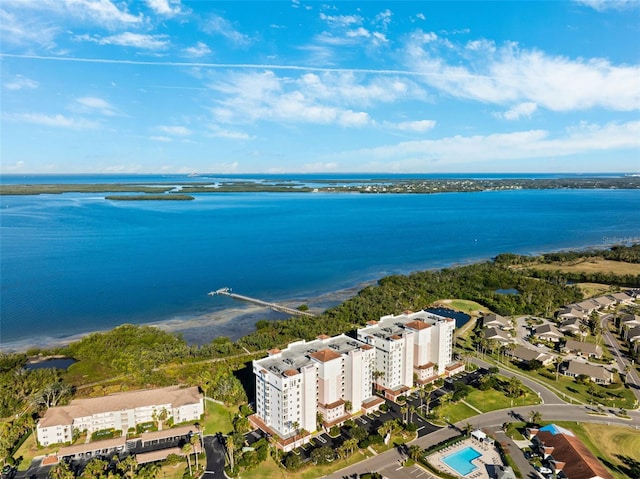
(426, 438, 504, 479)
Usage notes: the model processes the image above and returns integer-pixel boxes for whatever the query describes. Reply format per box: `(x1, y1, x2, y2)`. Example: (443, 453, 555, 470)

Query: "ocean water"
(1, 185, 639, 350)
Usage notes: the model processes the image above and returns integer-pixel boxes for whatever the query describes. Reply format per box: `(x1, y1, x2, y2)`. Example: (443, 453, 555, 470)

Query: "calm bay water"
(1, 183, 639, 350)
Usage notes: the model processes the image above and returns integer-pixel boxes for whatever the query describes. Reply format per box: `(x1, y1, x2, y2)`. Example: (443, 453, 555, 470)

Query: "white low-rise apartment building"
(36, 386, 203, 447)
(357, 310, 462, 400)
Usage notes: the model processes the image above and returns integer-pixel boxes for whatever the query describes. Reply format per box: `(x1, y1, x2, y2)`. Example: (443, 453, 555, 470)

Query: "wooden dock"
(208, 288, 315, 317)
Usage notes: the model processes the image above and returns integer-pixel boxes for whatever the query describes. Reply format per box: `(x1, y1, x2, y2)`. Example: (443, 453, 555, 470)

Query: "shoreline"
(1, 240, 636, 354)
(0, 282, 371, 354)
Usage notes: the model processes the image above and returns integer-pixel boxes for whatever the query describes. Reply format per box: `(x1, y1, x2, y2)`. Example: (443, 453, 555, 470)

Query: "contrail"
(0, 52, 479, 78)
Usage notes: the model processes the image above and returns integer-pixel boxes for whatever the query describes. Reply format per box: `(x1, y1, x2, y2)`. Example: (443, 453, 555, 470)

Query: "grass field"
(575, 282, 616, 296)
(553, 422, 640, 479)
(201, 399, 236, 435)
(437, 377, 541, 424)
(527, 258, 640, 275)
(434, 299, 490, 316)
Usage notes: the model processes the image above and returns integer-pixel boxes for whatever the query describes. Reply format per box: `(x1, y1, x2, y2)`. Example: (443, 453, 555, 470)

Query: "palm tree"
(182, 442, 193, 476)
(291, 420, 300, 448)
(190, 433, 200, 471)
(49, 461, 75, 479)
(117, 455, 138, 479)
(400, 405, 408, 424)
(462, 422, 473, 436)
(81, 458, 108, 478)
(528, 410, 542, 426)
(408, 445, 421, 461)
(409, 405, 416, 424)
(344, 400, 352, 414)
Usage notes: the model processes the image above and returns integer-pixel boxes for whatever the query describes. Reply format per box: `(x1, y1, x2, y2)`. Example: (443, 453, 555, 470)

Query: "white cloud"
(207, 70, 423, 128)
(4, 74, 39, 90)
(405, 32, 640, 111)
(75, 96, 117, 116)
(183, 41, 211, 58)
(149, 135, 172, 142)
(319, 13, 362, 27)
(65, 0, 143, 25)
(204, 14, 250, 46)
(157, 125, 191, 136)
(573, 0, 639, 11)
(497, 102, 538, 120)
(146, 0, 183, 16)
(387, 119, 437, 132)
(375, 9, 392, 29)
(208, 125, 253, 140)
(0, 8, 60, 48)
(415, 13, 426, 21)
(8, 112, 98, 129)
(77, 32, 170, 49)
(341, 120, 640, 169)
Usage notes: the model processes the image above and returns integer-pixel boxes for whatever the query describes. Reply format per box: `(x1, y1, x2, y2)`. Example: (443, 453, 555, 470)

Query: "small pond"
(426, 307, 471, 329)
(24, 357, 77, 370)
(495, 288, 519, 295)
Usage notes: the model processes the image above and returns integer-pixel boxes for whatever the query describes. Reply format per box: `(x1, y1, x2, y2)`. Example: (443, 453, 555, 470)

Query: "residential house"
(558, 317, 586, 337)
(562, 339, 603, 359)
(482, 313, 513, 330)
(557, 307, 587, 321)
(483, 327, 513, 345)
(571, 300, 601, 315)
(562, 360, 612, 385)
(528, 424, 613, 479)
(534, 323, 564, 343)
(626, 326, 640, 352)
(36, 386, 203, 447)
(592, 296, 615, 309)
(607, 291, 635, 305)
(619, 314, 640, 338)
(509, 345, 554, 366)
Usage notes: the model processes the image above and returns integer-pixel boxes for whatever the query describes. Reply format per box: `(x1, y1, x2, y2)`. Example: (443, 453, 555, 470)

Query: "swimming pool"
(441, 446, 482, 476)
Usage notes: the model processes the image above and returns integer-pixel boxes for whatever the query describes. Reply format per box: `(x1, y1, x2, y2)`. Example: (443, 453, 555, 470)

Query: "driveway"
(202, 434, 226, 479)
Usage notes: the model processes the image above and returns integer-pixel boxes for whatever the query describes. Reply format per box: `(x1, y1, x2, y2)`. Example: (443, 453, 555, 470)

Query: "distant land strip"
(105, 194, 195, 201)
(1, 177, 640, 196)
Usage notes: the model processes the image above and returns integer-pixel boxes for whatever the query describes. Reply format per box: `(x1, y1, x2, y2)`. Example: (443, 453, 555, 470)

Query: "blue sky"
(1, 0, 639, 174)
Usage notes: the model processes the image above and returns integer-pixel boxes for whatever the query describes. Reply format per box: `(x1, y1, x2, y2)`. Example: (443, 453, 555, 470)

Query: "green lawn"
(464, 385, 541, 412)
(201, 399, 236, 435)
(437, 377, 542, 424)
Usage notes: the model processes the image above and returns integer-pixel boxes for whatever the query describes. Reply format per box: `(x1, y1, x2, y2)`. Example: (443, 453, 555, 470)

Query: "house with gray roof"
(483, 327, 513, 344)
(562, 360, 612, 385)
(510, 345, 554, 366)
(557, 307, 587, 321)
(562, 339, 603, 359)
(607, 291, 635, 305)
(558, 317, 586, 336)
(534, 323, 564, 342)
(620, 314, 640, 337)
(482, 313, 513, 330)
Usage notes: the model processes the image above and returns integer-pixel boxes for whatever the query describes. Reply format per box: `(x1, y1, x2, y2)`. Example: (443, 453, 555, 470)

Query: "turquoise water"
(1, 185, 639, 349)
(442, 446, 482, 476)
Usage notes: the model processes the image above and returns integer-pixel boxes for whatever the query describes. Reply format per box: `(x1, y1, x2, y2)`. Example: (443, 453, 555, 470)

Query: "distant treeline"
(494, 244, 640, 265)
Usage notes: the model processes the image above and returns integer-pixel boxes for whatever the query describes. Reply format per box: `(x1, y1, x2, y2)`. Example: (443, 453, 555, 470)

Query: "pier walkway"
(208, 288, 315, 317)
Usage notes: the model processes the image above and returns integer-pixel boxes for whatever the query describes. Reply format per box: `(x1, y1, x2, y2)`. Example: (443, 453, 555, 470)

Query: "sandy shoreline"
(0, 282, 370, 354)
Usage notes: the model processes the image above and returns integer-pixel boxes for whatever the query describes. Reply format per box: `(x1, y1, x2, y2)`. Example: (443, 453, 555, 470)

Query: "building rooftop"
(255, 334, 372, 378)
(39, 386, 202, 428)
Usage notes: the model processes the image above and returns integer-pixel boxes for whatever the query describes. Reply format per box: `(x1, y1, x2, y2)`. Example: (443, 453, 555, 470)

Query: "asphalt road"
(201, 434, 226, 479)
